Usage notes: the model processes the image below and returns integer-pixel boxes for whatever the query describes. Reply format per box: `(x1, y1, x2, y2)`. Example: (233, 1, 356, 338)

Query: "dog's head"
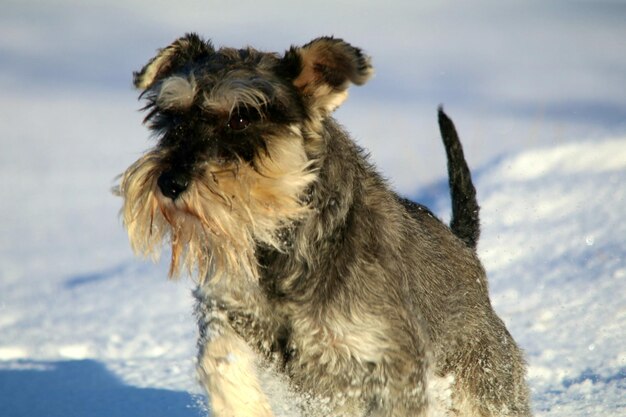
(117, 34, 372, 282)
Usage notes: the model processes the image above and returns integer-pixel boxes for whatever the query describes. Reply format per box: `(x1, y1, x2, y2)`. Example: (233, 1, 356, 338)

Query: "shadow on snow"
(0, 359, 206, 417)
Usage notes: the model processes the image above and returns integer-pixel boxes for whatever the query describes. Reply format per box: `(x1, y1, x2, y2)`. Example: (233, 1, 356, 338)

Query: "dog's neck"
(256, 117, 384, 302)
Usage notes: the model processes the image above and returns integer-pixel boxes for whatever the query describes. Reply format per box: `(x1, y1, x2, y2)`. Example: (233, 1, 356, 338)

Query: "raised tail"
(438, 107, 480, 249)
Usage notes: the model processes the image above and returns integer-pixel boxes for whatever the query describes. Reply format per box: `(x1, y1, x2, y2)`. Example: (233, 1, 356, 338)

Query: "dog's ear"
(133, 33, 214, 90)
(282, 37, 373, 115)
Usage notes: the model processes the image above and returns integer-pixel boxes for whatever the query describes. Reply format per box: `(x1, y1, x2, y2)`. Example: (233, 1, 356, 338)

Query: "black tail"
(438, 107, 480, 249)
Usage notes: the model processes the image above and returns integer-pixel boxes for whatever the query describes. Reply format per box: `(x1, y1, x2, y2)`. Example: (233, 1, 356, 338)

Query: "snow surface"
(1, 1, 625, 416)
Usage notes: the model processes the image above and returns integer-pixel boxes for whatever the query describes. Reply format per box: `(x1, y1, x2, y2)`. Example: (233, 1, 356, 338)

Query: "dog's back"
(280, 115, 532, 416)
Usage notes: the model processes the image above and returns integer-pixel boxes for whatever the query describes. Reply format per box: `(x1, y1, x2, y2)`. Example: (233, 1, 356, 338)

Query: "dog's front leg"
(195, 289, 275, 417)
(197, 327, 274, 417)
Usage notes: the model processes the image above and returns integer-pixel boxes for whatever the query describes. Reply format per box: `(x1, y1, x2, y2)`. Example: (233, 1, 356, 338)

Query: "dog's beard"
(117, 135, 316, 283)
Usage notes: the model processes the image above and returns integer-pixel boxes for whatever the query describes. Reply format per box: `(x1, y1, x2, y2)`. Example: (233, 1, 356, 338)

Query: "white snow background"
(1, 1, 625, 416)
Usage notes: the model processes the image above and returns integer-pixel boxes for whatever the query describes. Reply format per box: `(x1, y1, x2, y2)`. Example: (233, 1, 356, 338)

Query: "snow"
(1, 1, 625, 416)
(477, 140, 626, 416)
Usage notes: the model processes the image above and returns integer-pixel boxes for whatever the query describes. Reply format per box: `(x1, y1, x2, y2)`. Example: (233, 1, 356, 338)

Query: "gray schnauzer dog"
(117, 34, 532, 417)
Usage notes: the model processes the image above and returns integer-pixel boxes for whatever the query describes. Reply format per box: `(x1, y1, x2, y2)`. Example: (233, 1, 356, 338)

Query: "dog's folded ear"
(283, 37, 373, 115)
(134, 33, 214, 90)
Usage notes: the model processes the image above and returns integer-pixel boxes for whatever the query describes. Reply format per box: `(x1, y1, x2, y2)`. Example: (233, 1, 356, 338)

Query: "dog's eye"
(227, 112, 251, 131)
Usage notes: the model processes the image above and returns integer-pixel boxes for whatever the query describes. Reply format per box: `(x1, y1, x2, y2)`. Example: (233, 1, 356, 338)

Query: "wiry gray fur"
(123, 34, 532, 417)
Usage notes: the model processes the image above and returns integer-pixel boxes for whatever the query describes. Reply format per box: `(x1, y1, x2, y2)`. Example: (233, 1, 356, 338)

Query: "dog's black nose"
(157, 170, 189, 200)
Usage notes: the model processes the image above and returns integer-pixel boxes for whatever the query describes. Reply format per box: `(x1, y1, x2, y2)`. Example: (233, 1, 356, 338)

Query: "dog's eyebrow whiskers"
(202, 79, 272, 116)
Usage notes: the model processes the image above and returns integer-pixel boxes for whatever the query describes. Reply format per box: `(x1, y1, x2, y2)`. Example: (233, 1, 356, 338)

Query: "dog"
(117, 34, 532, 417)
